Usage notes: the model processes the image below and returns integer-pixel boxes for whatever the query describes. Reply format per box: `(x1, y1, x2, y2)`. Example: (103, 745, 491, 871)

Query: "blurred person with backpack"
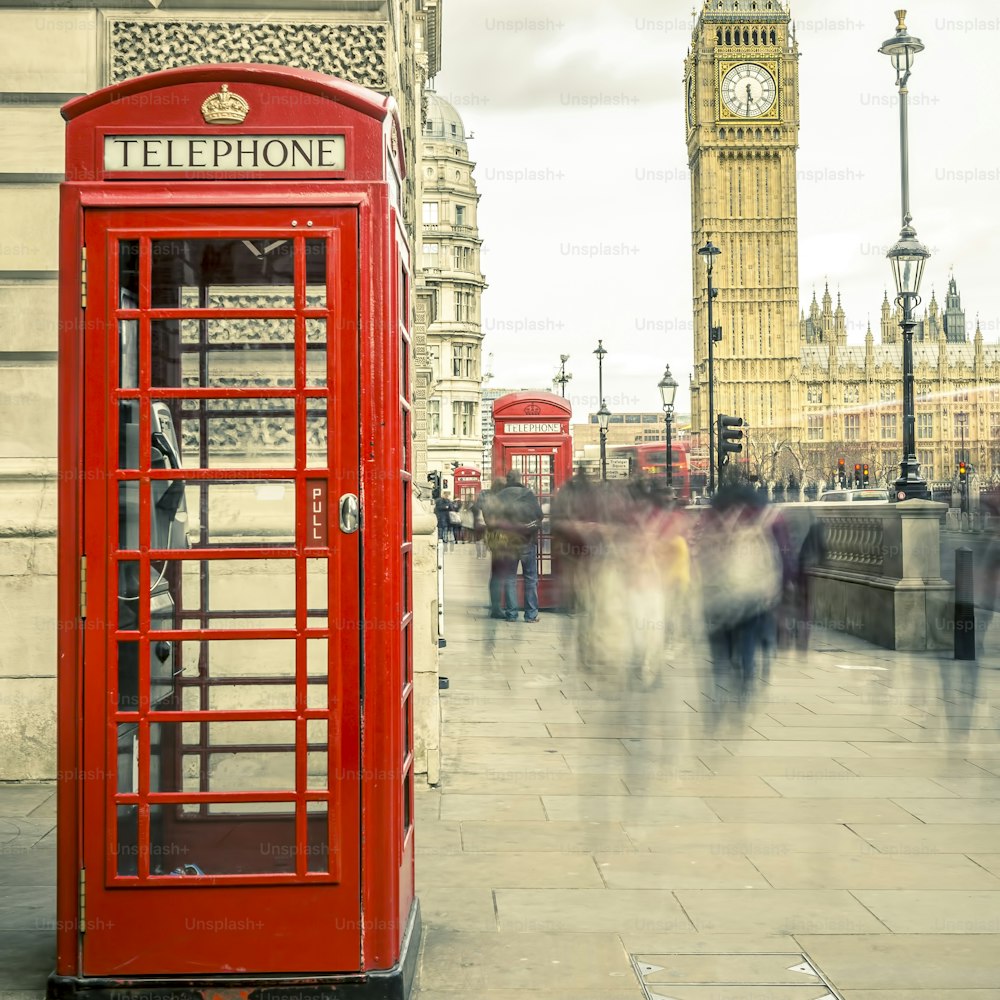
(697, 485, 783, 697)
(487, 470, 544, 623)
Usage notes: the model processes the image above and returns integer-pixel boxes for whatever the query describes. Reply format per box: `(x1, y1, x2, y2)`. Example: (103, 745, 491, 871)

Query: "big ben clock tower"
(685, 0, 801, 460)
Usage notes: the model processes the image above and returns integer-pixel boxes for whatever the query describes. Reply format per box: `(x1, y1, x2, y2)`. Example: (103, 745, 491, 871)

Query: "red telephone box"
(491, 392, 573, 608)
(53, 65, 417, 999)
(452, 466, 482, 503)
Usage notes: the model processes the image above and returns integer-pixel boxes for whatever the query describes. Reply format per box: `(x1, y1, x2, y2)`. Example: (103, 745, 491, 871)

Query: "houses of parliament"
(685, 0, 1000, 487)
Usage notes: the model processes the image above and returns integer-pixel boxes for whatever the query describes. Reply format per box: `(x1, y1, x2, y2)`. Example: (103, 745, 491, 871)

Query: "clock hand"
(746, 82, 752, 112)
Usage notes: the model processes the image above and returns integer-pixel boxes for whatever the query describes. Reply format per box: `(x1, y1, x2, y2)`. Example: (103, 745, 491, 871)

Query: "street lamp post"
(593, 339, 607, 407)
(698, 239, 722, 495)
(658, 365, 678, 489)
(553, 354, 572, 397)
(597, 400, 611, 482)
(594, 340, 609, 480)
(880, 10, 930, 501)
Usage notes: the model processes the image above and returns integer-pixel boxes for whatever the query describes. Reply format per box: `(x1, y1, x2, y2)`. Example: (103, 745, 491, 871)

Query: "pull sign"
(307, 480, 328, 546)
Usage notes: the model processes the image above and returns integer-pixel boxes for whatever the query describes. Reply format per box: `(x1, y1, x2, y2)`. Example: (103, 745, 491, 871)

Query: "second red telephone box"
(491, 392, 573, 609)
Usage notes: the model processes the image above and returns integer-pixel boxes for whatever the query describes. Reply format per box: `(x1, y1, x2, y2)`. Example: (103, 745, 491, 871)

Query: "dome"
(423, 90, 467, 145)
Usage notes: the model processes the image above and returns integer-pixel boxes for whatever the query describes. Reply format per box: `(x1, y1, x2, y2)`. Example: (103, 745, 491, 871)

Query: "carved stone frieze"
(108, 19, 387, 90)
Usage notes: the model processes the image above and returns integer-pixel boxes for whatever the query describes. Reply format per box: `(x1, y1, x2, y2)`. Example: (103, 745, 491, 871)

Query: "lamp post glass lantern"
(880, 9, 930, 501)
(554, 353, 572, 397)
(597, 399, 610, 482)
(697, 239, 722, 496)
(658, 365, 678, 488)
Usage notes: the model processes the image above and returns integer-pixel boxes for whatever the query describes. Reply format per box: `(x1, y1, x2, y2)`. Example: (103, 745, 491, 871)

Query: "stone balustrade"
(808, 499, 952, 651)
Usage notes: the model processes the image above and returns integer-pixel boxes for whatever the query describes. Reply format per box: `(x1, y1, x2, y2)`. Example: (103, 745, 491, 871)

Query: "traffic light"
(427, 471, 441, 499)
(717, 414, 744, 466)
(862, 463, 870, 487)
(838, 458, 846, 487)
(959, 461, 968, 485)
(854, 463, 862, 487)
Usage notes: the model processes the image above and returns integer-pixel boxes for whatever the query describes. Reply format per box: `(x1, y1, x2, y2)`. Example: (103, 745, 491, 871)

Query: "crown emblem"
(200, 84, 249, 125)
(524, 403, 541, 415)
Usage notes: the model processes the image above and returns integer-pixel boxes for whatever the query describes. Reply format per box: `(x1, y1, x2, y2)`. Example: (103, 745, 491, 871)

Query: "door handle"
(339, 493, 360, 534)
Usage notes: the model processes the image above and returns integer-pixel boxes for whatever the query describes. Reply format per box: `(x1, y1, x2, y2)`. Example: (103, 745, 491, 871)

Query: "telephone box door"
(79, 206, 362, 974)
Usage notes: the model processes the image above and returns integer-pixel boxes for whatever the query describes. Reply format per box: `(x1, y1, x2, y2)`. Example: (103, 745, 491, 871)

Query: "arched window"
(752, 29, 758, 44)
(732, 28, 738, 44)
(717, 28, 723, 44)
(737, 128, 744, 140)
(770, 28, 776, 44)
(744, 29, 750, 44)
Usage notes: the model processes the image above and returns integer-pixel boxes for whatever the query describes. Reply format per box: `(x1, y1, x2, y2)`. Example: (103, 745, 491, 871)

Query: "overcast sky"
(432, 0, 996, 417)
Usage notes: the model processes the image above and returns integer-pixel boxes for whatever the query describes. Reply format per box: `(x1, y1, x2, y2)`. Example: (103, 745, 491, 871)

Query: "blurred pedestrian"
(489, 471, 544, 622)
(434, 491, 457, 549)
(470, 491, 489, 558)
(480, 478, 511, 618)
(697, 484, 783, 700)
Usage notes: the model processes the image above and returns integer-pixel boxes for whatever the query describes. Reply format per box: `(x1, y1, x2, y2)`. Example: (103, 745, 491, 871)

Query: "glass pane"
(305, 238, 327, 308)
(119, 319, 139, 389)
(152, 318, 295, 388)
(154, 480, 295, 548)
(306, 802, 329, 873)
(307, 639, 328, 677)
(163, 558, 297, 630)
(306, 318, 326, 387)
(307, 722, 329, 791)
(153, 720, 296, 795)
(306, 399, 328, 469)
(117, 562, 141, 629)
(148, 806, 305, 876)
(116, 803, 138, 876)
(307, 559, 328, 626)
(118, 239, 139, 307)
(118, 400, 141, 471)
(178, 398, 296, 469)
(151, 238, 296, 309)
(169, 638, 298, 712)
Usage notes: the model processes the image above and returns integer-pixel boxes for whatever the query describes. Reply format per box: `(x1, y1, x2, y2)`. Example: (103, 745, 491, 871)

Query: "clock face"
(721, 62, 776, 118)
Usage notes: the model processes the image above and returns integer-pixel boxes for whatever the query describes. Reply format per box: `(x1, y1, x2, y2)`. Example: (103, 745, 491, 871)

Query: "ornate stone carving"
(109, 19, 388, 90)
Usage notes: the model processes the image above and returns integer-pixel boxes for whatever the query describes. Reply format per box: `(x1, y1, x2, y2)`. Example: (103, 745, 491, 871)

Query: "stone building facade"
(415, 91, 487, 480)
(796, 280, 1000, 488)
(0, 0, 441, 779)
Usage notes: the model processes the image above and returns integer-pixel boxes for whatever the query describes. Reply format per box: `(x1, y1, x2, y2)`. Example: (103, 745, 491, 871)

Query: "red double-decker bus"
(609, 441, 692, 501)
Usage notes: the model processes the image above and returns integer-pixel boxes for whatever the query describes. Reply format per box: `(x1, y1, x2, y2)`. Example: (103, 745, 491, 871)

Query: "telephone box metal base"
(47, 901, 421, 1000)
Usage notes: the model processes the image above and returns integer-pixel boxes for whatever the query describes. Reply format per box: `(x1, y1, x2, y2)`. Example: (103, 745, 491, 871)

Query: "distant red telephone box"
(491, 392, 573, 608)
(53, 65, 417, 999)
(453, 466, 482, 503)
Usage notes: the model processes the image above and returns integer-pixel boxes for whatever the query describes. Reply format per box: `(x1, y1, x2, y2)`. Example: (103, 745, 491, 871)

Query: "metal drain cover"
(632, 952, 843, 998)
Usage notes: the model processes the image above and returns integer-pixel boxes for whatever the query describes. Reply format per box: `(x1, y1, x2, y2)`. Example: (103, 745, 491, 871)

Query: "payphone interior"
(117, 400, 188, 874)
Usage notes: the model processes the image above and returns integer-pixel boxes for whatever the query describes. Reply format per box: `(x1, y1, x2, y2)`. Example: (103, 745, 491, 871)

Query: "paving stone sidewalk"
(3, 543, 1000, 999)
(412, 543, 1000, 1000)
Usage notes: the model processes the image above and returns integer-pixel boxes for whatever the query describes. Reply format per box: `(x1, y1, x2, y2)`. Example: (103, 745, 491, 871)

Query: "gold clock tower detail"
(685, 0, 801, 460)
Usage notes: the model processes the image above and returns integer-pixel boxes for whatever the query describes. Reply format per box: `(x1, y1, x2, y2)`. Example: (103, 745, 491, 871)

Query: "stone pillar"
(411, 496, 441, 785)
(810, 499, 952, 650)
